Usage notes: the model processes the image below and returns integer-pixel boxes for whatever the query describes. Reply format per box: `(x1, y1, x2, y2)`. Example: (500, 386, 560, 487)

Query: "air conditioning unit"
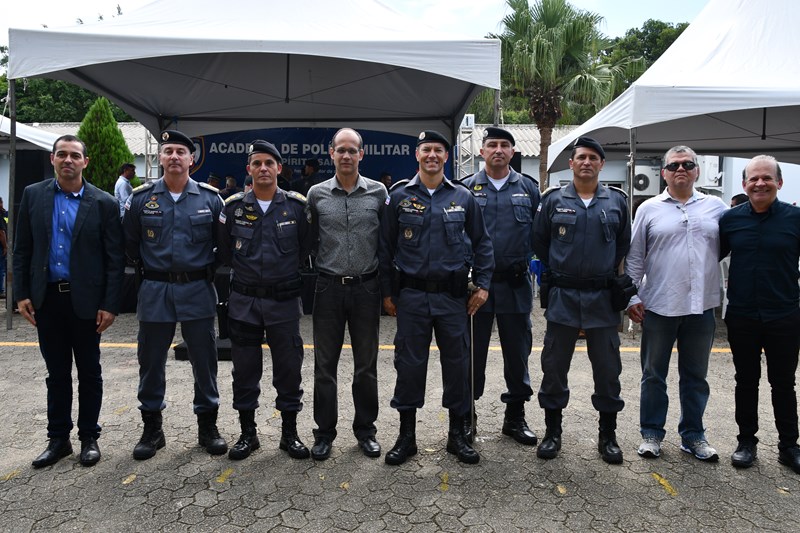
(696, 155, 722, 188)
(632, 165, 662, 196)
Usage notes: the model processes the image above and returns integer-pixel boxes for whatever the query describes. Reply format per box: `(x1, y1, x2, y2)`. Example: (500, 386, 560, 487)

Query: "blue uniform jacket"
(379, 174, 494, 316)
(123, 178, 223, 322)
(532, 181, 630, 328)
(463, 169, 540, 314)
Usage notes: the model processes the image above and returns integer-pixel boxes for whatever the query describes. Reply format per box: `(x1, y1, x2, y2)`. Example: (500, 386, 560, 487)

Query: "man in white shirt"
(114, 163, 136, 217)
(626, 145, 727, 462)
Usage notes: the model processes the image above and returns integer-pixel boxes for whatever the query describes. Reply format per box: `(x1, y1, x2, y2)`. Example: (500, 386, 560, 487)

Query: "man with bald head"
(720, 154, 800, 474)
(306, 128, 388, 460)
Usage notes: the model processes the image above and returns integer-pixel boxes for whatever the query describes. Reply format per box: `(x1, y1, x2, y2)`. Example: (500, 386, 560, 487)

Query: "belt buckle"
(58, 282, 70, 293)
(341, 276, 354, 285)
(173, 272, 190, 283)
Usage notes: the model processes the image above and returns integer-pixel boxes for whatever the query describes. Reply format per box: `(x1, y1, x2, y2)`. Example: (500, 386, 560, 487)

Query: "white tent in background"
(547, 0, 800, 171)
(8, 0, 500, 139)
(0, 117, 59, 150)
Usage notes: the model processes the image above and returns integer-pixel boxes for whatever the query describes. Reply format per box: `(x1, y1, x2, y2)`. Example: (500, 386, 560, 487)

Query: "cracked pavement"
(0, 307, 798, 532)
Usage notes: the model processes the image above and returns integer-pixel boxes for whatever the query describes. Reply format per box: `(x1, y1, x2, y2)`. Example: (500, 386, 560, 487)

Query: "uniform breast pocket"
(602, 212, 620, 242)
(189, 213, 213, 243)
(142, 215, 163, 244)
(443, 210, 466, 245)
(398, 213, 423, 247)
(552, 213, 577, 243)
(277, 220, 299, 253)
(475, 196, 488, 208)
(231, 225, 254, 256)
(511, 196, 533, 224)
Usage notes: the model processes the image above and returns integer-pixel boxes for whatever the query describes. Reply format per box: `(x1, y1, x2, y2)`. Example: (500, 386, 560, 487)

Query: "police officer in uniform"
(123, 130, 227, 459)
(217, 140, 312, 461)
(379, 130, 494, 465)
(462, 127, 540, 446)
(532, 136, 631, 464)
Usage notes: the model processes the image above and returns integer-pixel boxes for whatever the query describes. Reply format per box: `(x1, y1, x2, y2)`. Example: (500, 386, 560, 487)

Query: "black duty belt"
(143, 269, 208, 283)
(318, 270, 378, 285)
(401, 276, 451, 293)
(550, 275, 612, 290)
(231, 280, 277, 299)
(48, 281, 71, 293)
(492, 270, 527, 282)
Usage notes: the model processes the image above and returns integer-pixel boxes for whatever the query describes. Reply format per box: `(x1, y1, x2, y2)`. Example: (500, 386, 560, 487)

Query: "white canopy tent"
(547, 0, 800, 171)
(0, 117, 59, 150)
(8, 0, 500, 139)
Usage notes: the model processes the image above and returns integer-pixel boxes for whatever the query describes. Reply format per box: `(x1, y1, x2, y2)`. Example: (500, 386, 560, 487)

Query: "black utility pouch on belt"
(610, 273, 638, 312)
(274, 276, 303, 301)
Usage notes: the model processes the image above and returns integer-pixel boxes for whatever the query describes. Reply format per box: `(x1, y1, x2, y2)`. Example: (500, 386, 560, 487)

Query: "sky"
(2, 0, 709, 46)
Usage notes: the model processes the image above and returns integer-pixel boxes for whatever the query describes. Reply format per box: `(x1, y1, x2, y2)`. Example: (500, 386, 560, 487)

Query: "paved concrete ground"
(0, 306, 798, 532)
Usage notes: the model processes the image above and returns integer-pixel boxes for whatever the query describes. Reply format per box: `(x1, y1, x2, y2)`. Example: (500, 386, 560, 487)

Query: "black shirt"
(720, 200, 800, 321)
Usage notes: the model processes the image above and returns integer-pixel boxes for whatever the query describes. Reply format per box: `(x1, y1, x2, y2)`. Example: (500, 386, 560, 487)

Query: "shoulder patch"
(199, 182, 220, 193)
(285, 190, 307, 204)
(389, 179, 410, 192)
(224, 191, 245, 205)
(130, 181, 154, 195)
(541, 185, 563, 198)
(607, 185, 629, 199)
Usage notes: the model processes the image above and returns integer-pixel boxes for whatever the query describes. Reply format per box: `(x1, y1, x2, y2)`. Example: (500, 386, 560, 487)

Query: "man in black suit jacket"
(13, 135, 125, 468)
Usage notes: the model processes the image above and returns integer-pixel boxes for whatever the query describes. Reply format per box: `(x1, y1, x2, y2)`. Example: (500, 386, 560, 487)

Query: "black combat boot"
(502, 402, 538, 445)
(446, 410, 480, 464)
(133, 410, 166, 460)
(279, 411, 310, 459)
(536, 408, 562, 459)
(598, 411, 623, 464)
(385, 409, 418, 466)
(228, 410, 260, 460)
(197, 409, 228, 455)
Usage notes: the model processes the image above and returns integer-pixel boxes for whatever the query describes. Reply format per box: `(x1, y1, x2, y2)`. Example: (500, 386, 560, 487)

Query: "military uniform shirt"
(532, 181, 630, 328)
(217, 188, 311, 326)
(123, 177, 223, 322)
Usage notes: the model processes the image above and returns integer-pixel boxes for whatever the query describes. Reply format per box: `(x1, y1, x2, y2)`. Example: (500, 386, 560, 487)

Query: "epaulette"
(130, 181, 154, 195)
(389, 179, 410, 192)
(607, 185, 629, 199)
(521, 173, 540, 187)
(285, 190, 307, 204)
(199, 182, 220, 193)
(224, 191, 245, 205)
(541, 185, 563, 198)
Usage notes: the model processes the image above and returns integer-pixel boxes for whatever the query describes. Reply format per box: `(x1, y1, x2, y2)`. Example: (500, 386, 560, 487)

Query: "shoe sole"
(601, 454, 624, 464)
(280, 441, 310, 460)
(637, 448, 660, 459)
(778, 455, 800, 474)
(229, 440, 260, 461)
(731, 457, 755, 468)
(680, 445, 719, 462)
(385, 446, 418, 466)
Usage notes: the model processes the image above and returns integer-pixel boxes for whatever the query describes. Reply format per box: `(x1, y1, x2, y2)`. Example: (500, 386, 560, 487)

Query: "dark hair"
(730, 193, 749, 207)
(52, 135, 87, 156)
(119, 163, 136, 175)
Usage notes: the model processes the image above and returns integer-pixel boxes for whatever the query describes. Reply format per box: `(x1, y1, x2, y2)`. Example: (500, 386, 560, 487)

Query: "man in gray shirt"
(306, 128, 387, 460)
(114, 163, 135, 217)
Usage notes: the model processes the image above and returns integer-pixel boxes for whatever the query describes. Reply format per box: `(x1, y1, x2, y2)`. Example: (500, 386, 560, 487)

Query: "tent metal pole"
(627, 127, 636, 223)
(7, 79, 16, 329)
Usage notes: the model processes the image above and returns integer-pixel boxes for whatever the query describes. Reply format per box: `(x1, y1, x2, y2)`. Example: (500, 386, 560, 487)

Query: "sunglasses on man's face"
(663, 161, 697, 172)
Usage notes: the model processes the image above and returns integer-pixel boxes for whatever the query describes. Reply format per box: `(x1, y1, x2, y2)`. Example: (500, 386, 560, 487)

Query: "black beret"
(417, 130, 451, 151)
(482, 126, 515, 146)
(247, 140, 282, 164)
(160, 130, 195, 152)
(572, 136, 605, 159)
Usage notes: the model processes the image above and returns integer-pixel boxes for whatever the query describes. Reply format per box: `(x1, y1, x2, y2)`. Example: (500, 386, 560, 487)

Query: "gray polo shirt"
(306, 174, 387, 276)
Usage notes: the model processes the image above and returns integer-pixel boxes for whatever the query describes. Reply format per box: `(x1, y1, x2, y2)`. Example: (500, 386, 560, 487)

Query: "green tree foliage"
(76, 97, 134, 193)
(494, 0, 645, 189)
(605, 19, 689, 66)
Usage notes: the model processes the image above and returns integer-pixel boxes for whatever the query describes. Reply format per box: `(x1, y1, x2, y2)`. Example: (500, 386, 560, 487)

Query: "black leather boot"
(197, 409, 228, 455)
(228, 410, 260, 460)
(598, 411, 623, 464)
(279, 411, 310, 459)
(464, 411, 477, 444)
(385, 409, 418, 465)
(446, 410, 480, 464)
(502, 402, 538, 445)
(32, 437, 73, 468)
(133, 410, 166, 460)
(537, 409, 562, 459)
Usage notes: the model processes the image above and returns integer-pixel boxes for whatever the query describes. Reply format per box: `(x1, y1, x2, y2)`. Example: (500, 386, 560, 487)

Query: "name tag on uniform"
(555, 207, 576, 214)
(277, 220, 296, 227)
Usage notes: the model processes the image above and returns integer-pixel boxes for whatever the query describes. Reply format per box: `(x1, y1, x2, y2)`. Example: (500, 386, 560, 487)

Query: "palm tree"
(495, 0, 644, 190)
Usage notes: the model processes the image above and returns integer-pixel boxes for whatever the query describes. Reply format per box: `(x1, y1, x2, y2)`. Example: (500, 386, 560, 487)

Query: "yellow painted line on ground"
(651, 472, 678, 496)
(0, 341, 733, 354)
(1, 470, 20, 481)
(216, 468, 234, 483)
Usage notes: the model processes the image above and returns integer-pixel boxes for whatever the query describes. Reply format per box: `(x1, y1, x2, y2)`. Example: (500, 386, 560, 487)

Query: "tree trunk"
(538, 126, 553, 193)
